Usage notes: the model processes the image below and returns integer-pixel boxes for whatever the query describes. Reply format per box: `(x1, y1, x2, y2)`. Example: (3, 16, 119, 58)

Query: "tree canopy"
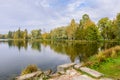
(1, 13, 120, 41)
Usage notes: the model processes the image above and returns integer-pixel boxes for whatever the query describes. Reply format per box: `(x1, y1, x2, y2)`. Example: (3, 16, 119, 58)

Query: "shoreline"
(16, 63, 112, 80)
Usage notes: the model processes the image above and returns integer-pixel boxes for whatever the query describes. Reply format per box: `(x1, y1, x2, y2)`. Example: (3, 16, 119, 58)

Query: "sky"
(0, 0, 120, 34)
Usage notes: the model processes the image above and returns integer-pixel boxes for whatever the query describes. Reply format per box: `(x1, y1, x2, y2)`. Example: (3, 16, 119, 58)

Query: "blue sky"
(0, 0, 120, 33)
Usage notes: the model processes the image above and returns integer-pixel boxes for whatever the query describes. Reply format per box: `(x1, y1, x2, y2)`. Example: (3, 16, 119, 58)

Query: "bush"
(85, 46, 120, 67)
(21, 64, 38, 75)
(97, 52, 106, 62)
(96, 46, 120, 61)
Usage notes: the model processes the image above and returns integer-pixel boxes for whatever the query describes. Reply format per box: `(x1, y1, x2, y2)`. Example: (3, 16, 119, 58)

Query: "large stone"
(80, 67, 103, 78)
(72, 75, 93, 80)
(57, 63, 75, 72)
(66, 69, 81, 76)
(44, 69, 52, 76)
(58, 71, 65, 75)
(51, 75, 71, 80)
(16, 71, 42, 80)
(50, 73, 60, 78)
(74, 63, 83, 69)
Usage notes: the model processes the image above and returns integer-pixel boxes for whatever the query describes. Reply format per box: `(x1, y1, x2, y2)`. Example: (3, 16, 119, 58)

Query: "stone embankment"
(16, 63, 113, 80)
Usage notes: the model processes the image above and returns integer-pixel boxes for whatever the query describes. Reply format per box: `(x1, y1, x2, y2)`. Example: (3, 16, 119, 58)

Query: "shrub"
(21, 64, 38, 75)
(111, 50, 117, 58)
(85, 46, 120, 67)
(97, 52, 106, 62)
(96, 46, 120, 62)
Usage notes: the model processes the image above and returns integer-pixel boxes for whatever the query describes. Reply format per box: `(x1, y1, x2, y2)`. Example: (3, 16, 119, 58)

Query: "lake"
(0, 40, 119, 80)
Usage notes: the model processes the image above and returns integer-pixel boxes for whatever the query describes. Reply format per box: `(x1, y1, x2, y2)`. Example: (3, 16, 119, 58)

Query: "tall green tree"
(98, 17, 115, 40)
(85, 24, 100, 40)
(75, 14, 100, 41)
(114, 13, 120, 40)
(50, 27, 67, 40)
(8, 31, 13, 39)
(31, 29, 41, 39)
(98, 17, 109, 40)
(18, 28, 21, 38)
(66, 19, 77, 40)
(13, 28, 22, 39)
(23, 29, 28, 39)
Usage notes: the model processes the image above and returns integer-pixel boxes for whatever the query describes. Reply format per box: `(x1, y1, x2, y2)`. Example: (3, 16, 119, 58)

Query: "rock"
(57, 63, 75, 72)
(66, 69, 81, 76)
(72, 75, 93, 80)
(50, 73, 60, 78)
(74, 63, 83, 69)
(53, 75, 72, 80)
(58, 71, 65, 75)
(16, 71, 42, 80)
(49, 79, 54, 80)
(80, 67, 103, 78)
(44, 69, 52, 76)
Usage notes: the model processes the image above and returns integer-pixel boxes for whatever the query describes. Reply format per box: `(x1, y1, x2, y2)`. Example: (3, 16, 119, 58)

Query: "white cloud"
(35, 0, 50, 8)
(67, 0, 85, 12)
(0, 0, 120, 33)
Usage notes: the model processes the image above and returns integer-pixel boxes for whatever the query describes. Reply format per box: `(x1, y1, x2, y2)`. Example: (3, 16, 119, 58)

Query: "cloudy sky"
(0, 0, 120, 33)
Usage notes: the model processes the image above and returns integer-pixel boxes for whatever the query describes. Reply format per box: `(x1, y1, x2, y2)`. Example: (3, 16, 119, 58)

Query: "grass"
(91, 57, 120, 79)
(84, 46, 120, 79)
(21, 64, 38, 75)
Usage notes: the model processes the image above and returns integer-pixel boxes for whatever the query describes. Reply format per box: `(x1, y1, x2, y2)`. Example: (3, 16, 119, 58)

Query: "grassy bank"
(91, 56, 120, 79)
(84, 46, 120, 79)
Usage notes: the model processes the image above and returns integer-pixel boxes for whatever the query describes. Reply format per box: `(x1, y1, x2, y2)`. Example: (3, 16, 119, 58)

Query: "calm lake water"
(0, 40, 119, 80)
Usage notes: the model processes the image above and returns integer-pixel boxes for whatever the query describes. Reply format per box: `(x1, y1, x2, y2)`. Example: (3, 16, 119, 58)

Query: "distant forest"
(0, 13, 120, 41)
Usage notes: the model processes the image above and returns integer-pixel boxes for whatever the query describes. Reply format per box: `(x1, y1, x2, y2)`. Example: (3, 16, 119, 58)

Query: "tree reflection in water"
(6, 40, 120, 62)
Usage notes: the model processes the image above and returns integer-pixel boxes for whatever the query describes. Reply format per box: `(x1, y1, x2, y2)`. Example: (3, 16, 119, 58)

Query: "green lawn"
(90, 56, 120, 79)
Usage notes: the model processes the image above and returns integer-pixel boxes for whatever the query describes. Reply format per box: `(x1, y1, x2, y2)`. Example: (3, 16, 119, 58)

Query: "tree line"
(0, 13, 120, 41)
(0, 28, 41, 39)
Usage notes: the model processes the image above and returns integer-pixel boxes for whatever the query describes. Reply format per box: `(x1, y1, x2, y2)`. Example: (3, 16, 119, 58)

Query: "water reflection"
(0, 40, 120, 80)
(5, 40, 120, 62)
(29, 41, 41, 52)
(42, 41, 100, 62)
(8, 40, 28, 50)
